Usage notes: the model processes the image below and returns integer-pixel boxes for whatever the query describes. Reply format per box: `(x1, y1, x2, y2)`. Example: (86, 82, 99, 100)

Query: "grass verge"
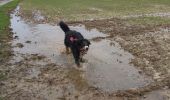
(0, 0, 19, 62)
(0, 2, 20, 99)
(0, 0, 19, 99)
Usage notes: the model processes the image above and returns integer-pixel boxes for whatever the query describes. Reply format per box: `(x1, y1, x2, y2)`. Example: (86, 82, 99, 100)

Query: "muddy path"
(0, 6, 170, 100)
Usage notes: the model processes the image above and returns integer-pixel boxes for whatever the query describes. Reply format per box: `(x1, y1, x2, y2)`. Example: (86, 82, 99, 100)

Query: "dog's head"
(77, 39, 91, 55)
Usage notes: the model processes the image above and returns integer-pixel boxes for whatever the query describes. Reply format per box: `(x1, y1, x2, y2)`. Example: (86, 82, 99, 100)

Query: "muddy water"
(11, 7, 107, 65)
(140, 89, 170, 100)
(10, 7, 152, 92)
(84, 40, 151, 91)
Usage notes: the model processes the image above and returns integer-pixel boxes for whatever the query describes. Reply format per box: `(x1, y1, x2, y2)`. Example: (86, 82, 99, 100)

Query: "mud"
(68, 18, 170, 77)
(67, 13, 170, 98)
(1, 6, 170, 100)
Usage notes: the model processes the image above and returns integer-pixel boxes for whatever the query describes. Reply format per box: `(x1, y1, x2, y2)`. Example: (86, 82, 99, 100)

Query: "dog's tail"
(59, 21, 70, 33)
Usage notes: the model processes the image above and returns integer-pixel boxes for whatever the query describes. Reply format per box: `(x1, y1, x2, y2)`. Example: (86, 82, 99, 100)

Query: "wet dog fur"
(59, 21, 91, 66)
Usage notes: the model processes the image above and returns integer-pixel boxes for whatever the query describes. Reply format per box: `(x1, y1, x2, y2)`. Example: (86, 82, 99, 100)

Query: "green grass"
(0, 0, 20, 40)
(0, 97, 3, 100)
(0, 71, 6, 81)
(20, 0, 170, 21)
(0, 0, 19, 62)
(126, 16, 170, 25)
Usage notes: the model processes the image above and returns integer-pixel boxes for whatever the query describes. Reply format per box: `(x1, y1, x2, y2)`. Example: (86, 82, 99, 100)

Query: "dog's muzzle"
(84, 46, 89, 51)
(80, 46, 89, 55)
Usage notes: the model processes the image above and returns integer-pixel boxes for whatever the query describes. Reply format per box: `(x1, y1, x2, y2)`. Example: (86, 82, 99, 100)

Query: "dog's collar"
(70, 36, 78, 42)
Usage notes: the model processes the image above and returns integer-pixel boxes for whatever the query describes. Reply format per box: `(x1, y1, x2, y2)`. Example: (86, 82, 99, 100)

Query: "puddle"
(10, 7, 152, 92)
(10, 7, 107, 65)
(83, 40, 151, 92)
(141, 89, 170, 100)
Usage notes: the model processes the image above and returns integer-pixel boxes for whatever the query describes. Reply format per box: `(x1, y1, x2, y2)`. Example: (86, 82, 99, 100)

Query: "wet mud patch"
(1, 54, 76, 100)
(67, 16, 170, 97)
(4, 6, 170, 100)
(10, 6, 152, 92)
(11, 14, 107, 66)
(68, 18, 170, 79)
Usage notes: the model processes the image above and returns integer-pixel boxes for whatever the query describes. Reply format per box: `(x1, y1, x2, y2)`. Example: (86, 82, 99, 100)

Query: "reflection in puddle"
(10, 7, 152, 92)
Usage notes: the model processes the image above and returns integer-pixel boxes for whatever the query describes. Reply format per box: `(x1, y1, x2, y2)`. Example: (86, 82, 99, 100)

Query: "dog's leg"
(80, 58, 85, 63)
(79, 53, 86, 63)
(71, 48, 80, 67)
(66, 46, 70, 54)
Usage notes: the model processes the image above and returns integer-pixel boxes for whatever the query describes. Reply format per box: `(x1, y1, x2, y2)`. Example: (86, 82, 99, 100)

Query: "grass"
(126, 16, 170, 25)
(0, 97, 3, 100)
(0, 1, 19, 99)
(20, 0, 170, 21)
(0, 0, 19, 62)
(0, 71, 6, 81)
(0, 2, 20, 97)
(0, 0, 20, 38)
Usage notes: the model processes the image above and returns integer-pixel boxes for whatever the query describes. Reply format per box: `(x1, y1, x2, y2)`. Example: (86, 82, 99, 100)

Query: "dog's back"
(59, 21, 84, 40)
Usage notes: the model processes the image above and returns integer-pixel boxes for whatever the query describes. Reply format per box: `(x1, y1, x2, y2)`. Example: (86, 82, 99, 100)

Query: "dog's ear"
(85, 39, 91, 45)
(76, 39, 83, 46)
(88, 40, 91, 45)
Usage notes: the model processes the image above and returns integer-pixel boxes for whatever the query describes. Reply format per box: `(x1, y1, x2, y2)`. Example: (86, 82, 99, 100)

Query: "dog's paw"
(77, 64, 81, 68)
(66, 51, 71, 55)
(65, 48, 71, 54)
(75, 61, 80, 66)
(76, 63, 85, 69)
(73, 65, 84, 71)
(80, 58, 87, 63)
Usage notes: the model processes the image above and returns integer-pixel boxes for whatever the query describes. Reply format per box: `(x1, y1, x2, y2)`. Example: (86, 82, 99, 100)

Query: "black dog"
(59, 21, 91, 66)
